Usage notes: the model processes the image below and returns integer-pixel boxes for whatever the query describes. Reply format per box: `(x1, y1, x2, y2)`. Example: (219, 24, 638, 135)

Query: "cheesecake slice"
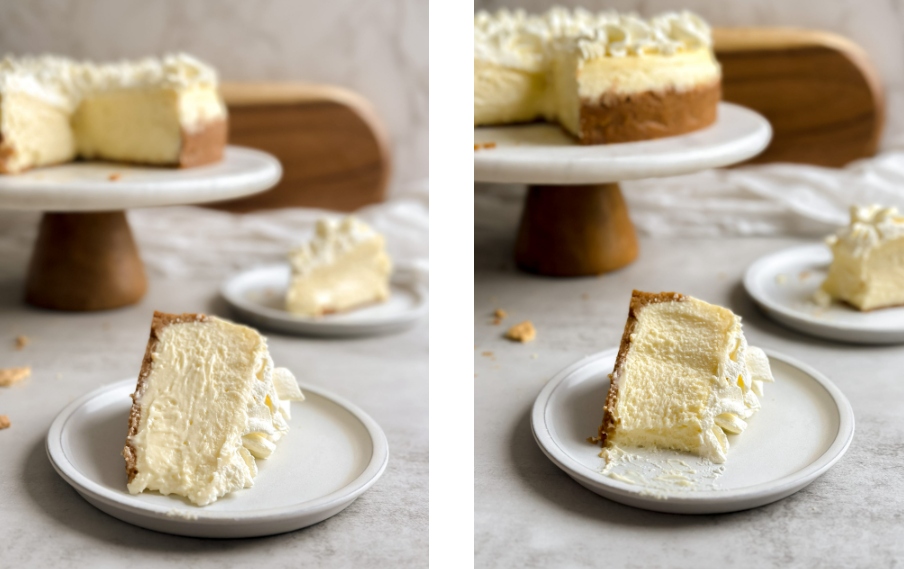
(0, 54, 227, 174)
(123, 312, 304, 506)
(474, 9, 721, 144)
(599, 291, 774, 463)
(819, 205, 904, 311)
(286, 217, 392, 317)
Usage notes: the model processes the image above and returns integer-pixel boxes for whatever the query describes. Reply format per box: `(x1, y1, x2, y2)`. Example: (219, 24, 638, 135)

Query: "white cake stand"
(474, 102, 772, 276)
(0, 146, 281, 311)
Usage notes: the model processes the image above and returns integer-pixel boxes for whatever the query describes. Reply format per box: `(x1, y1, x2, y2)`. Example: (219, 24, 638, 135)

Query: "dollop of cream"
(826, 204, 904, 257)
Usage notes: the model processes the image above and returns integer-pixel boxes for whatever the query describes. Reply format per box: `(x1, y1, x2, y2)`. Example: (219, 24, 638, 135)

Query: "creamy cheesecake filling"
(126, 317, 304, 506)
(286, 217, 392, 317)
(605, 294, 773, 464)
(474, 8, 721, 142)
(821, 205, 904, 311)
(0, 53, 226, 173)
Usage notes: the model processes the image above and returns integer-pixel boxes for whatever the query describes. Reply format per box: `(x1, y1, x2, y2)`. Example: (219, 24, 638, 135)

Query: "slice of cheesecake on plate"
(819, 205, 904, 311)
(123, 311, 304, 506)
(599, 291, 773, 464)
(286, 217, 392, 317)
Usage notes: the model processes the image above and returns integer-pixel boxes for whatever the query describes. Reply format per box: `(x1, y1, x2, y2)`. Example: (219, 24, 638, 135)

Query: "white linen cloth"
(0, 180, 428, 281)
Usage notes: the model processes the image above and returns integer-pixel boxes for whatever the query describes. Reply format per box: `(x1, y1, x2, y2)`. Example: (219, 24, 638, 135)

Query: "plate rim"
(220, 263, 428, 330)
(743, 243, 904, 335)
(46, 377, 389, 524)
(530, 347, 854, 508)
(474, 102, 772, 184)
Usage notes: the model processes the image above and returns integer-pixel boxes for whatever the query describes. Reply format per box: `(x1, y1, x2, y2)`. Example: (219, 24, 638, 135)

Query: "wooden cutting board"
(714, 27, 885, 167)
(207, 83, 392, 213)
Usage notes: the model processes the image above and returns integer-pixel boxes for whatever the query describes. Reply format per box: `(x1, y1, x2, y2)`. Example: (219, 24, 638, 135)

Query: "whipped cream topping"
(826, 204, 904, 257)
(475, 7, 713, 69)
(0, 53, 219, 112)
(289, 217, 384, 276)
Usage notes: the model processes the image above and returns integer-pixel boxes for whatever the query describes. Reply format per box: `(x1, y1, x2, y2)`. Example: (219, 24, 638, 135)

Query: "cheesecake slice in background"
(286, 217, 392, 317)
(123, 312, 304, 506)
(599, 291, 773, 464)
(820, 205, 904, 311)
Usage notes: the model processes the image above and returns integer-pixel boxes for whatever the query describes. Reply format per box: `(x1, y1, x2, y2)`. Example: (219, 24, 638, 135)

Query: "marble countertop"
(0, 270, 427, 568)
(475, 211, 904, 567)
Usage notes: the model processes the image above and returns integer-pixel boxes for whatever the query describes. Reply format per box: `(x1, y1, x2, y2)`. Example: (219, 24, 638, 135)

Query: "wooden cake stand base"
(515, 183, 638, 277)
(25, 212, 147, 311)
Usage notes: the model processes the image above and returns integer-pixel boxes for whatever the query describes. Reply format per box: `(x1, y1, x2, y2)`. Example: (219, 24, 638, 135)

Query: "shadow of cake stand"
(0, 146, 281, 311)
(474, 102, 772, 276)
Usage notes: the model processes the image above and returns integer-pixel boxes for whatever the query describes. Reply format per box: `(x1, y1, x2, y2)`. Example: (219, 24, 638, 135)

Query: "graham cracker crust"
(579, 81, 720, 145)
(122, 311, 208, 484)
(598, 290, 687, 446)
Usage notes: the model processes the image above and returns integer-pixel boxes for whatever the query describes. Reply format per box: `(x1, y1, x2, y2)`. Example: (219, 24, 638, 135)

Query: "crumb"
(799, 271, 811, 280)
(474, 142, 496, 151)
(581, 294, 589, 300)
(775, 274, 789, 285)
(531, 353, 538, 359)
(587, 435, 601, 444)
(108, 173, 121, 181)
(492, 318, 501, 325)
(14, 335, 29, 350)
(813, 288, 832, 308)
(506, 321, 536, 343)
(494, 365, 500, 370)
(0, 415, 9, 429)
(481, 351, 494, 357)
(494, 308, 507, 319)
(0, 366, 30, 387)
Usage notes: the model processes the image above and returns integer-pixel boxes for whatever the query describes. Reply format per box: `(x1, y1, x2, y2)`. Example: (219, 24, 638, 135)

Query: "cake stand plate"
(531, 348, 853, 514)
(744, 244, 904, 344)
(474, 102, 772, 276)
(47, 377, 389, 538)
(0, 146, 280, 311)
(221, 264, 428, 337)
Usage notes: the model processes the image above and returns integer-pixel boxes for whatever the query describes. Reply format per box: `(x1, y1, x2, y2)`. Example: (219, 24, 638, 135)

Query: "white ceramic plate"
(744, 244, 904, 344)
(221, 264, 428, 337)
(531, 348, 854, 514)
(46, 378, 389, 538)
(0, 146, 280, 211)
(474, 103, 771, 184)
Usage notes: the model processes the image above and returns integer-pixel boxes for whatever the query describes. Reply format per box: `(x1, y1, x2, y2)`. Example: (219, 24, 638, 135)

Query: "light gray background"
(0, 0, 428, 191)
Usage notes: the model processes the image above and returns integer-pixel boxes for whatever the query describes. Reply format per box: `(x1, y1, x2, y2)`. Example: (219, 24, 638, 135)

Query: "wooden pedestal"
(515, 183, 638, 277)
(25, 211, 147, 311)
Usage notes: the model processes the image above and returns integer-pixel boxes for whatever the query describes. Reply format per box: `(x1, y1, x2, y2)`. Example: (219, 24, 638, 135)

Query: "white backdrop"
(474, 0, 904, 236)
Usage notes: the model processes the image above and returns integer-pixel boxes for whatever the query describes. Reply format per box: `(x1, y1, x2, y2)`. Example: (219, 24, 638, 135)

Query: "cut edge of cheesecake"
(598, 290, 687, 445)
(122, 311, 209, 484)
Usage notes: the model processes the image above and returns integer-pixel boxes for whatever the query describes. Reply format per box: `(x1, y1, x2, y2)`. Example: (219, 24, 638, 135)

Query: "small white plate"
(744, 244, 904, 344)
(221, 264, 428, 337)
(531, 348, 853, 514)
(47, 378, 389, 538)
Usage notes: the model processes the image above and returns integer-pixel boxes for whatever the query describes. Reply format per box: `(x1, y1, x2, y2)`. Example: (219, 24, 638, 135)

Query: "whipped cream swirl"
(827, 204, 904, 256)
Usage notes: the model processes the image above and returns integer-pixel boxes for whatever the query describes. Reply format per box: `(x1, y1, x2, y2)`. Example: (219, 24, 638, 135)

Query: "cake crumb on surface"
(14, 335, 29, 350)
(474, 142, 496, 150)
(494, 309, 507, 318)
(506, 321, 536, 343)
(108, 173, 122, 181)
(481, 351, 494, 357)
(0, 366, 30, 387)
(531, 353, 539, 359)
(0, 415, 9, 429)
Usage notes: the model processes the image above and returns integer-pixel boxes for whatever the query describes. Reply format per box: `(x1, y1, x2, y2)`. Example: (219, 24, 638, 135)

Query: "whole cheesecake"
(0, 53, 227, 174)
(474, 8, 721, 144)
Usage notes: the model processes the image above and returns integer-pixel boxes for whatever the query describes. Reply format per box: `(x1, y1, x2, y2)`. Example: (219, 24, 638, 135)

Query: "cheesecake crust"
(579, 81, 720, 145)
(599, 290, 687, 446)
(123, 311, 209, 484)
(179, 118, 228, 168)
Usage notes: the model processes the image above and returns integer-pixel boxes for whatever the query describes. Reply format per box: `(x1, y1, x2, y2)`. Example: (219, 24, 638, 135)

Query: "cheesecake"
(123, 312, 304, 506)
(819, 205, 904, 311)
(599, 291, 774, 464)
(0, 53, 227, 174)
(474, 8, 721, 144)
(286, 217, 392, 317)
